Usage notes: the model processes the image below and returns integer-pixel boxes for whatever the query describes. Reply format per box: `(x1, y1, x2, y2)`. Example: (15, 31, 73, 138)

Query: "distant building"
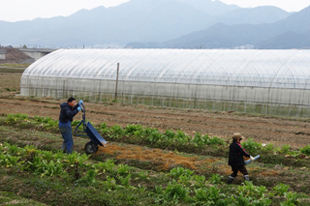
(0, 49, 7, 60)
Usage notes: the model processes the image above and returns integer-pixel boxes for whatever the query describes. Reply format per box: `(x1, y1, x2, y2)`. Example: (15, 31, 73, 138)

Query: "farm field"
(0, 67, 310, 205)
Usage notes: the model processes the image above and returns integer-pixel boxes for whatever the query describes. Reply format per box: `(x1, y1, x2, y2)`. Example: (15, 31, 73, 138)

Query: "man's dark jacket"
(59, 103, 79, 123)
(228, 142, 250, 166)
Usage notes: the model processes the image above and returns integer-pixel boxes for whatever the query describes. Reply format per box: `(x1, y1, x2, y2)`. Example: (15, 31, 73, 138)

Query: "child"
(227, 133, 254, 184)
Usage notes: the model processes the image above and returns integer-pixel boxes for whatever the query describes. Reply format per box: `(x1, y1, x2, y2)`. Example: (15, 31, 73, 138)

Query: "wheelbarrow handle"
(80, 103, 86, 120)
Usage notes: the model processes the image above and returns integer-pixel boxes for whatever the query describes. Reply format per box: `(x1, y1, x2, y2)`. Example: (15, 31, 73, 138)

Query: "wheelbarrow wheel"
(85, 142, 98, 154)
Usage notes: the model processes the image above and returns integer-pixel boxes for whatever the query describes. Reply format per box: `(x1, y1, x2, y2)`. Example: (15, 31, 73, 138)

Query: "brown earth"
(0, 96, 310, 149)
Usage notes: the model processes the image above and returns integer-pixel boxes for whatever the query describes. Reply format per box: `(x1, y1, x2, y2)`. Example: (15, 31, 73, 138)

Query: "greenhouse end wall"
(20, 49, 310, 118)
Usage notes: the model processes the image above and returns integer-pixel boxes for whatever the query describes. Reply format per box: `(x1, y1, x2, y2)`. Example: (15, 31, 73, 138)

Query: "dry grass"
(0, 72, 22, 93)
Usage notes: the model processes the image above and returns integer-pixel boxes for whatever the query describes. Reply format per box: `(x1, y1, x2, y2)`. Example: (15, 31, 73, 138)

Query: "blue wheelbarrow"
(74, 103, 107, 154)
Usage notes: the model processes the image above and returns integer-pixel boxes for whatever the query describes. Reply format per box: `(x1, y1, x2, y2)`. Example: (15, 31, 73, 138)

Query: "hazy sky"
(1, 0, 310, 22)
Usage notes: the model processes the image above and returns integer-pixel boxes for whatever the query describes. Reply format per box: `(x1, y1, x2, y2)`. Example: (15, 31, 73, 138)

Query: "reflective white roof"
(23, 49, 310, 89)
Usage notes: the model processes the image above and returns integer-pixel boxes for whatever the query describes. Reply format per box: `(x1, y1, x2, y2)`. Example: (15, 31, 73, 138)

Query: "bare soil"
(0, 96, 310, 149)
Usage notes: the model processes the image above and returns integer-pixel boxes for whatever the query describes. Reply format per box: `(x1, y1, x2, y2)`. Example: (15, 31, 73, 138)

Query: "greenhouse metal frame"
(21, 49, 310, 117)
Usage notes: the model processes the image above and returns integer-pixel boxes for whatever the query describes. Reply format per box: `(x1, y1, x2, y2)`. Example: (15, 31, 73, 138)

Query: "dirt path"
(0, 96, 310, 148)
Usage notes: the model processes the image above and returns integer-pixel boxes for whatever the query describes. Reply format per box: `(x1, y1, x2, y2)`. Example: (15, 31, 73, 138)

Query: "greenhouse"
(21, 49, 310, 117)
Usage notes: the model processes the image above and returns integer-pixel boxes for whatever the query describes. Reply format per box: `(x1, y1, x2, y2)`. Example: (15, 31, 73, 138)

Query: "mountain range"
(146, 5, 310, 49)
(0, 0, 307, 49)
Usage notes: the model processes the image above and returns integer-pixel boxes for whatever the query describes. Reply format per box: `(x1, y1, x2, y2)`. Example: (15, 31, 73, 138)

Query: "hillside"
(0, 0, 291, 47)
(130, 5, 310, 49)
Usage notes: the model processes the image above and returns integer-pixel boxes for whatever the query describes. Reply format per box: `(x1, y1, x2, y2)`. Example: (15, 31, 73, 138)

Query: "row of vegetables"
(0, 142, 303, 205)
(2, 113, 310, 159)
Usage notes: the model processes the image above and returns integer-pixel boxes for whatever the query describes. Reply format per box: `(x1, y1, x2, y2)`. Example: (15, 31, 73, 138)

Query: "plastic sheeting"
(22, 49, 310, 88)
(20, 49, 310, 117)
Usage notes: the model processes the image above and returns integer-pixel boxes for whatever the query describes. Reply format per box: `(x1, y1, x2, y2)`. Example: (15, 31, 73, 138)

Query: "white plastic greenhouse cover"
(22, 49, 310, 89)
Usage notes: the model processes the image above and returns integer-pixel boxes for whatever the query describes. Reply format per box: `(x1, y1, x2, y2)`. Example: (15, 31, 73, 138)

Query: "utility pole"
(115, 63, 120, 101)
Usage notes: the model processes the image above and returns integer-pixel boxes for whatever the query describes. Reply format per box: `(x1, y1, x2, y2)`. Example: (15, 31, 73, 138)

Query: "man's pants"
(59, 121, 73, 154)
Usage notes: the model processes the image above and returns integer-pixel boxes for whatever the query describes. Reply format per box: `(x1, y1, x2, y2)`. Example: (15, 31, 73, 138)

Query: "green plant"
(103, 176, 117, 191)
(281, 145, 291, 154)
(176, 130, 190, 144)
(71, 120, 81, 126)
(208, 137, 225, 145)
(110, 125, 125, 138)
(154, 185, 163, 194)
(65, 152, 89, 166)
(300, 145, 310, 156)
(118, 174, 131, 188)
(137, 171, 149, 180)
(117, 164, 131, 177)
(241, 138, 262, 154)
(0, 154, 20, 167)
(169, 167, 194, 179)
(75, 169, 98, 186)
(178, 174, 193, 185)
(98, 122, 110, 134)
(208, 174, 222, 184)
(93, 159, 115, 173)
(191, 133, 212, 146)
(164, 180, 190, 203)
(125, 124, 143, 135)
(263, 143, 274, 152)
(280, 192, 299, 206)
(7, 144, 20, 155)
(145, 129, 163, 144)
(193, 187, 226, 206)
(164, 130, 176, 141)
(193, 175, 206, 188)
(273, 183, 290, 196)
